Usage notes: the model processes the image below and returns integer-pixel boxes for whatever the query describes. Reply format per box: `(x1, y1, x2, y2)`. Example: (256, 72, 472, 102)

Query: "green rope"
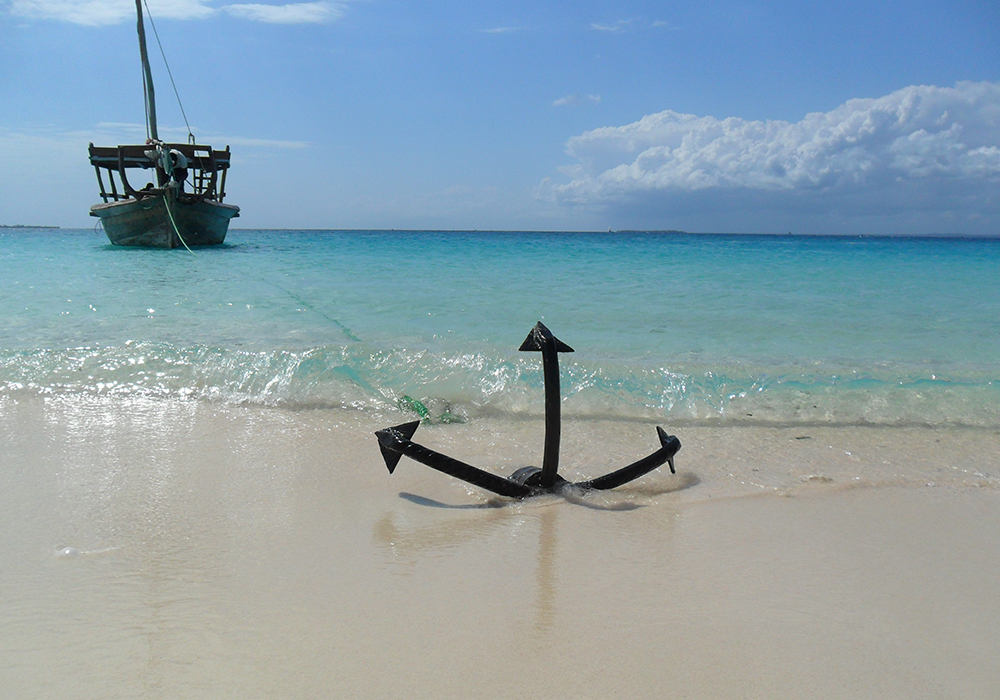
(162, 188, 195, 254)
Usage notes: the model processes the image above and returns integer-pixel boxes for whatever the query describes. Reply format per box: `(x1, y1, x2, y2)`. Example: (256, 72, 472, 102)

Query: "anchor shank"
(520, 322, 573, 489)
(540, 338, 561, 488)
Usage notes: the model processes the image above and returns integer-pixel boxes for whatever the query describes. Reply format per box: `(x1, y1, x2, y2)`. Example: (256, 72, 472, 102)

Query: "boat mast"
(135, 0, 158, 141)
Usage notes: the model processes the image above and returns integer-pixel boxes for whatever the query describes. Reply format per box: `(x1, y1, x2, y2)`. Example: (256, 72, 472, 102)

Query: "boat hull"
(90, 195, 240, 248)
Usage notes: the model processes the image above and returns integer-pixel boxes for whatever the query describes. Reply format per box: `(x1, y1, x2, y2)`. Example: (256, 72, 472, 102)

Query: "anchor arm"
(575, 427, 681, 491)
(375, 422, 534, 499)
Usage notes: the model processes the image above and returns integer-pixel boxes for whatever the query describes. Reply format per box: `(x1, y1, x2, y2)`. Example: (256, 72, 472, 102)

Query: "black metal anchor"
(375, 322, 681, 498)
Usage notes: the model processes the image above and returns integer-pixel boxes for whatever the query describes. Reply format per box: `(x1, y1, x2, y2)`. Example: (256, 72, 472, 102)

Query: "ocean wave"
(1, 341, 998, 428)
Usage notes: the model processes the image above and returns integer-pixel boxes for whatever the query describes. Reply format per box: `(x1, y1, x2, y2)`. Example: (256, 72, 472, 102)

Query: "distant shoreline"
(4, 226, 997, 239)
(224, 229, 999, 240)
(0, 225, 59, 229)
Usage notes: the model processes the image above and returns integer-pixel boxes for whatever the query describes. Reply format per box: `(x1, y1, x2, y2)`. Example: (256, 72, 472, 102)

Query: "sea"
(3, 228, 999, 428)
(3, 228, 1000, 699)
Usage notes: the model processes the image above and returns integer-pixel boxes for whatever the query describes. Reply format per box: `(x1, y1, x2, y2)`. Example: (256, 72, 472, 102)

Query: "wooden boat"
(88, 0, 238, 248)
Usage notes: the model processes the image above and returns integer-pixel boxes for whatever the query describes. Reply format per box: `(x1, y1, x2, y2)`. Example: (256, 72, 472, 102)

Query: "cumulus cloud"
(543, 82, 1000, 231)
(5, 0, 344, 25)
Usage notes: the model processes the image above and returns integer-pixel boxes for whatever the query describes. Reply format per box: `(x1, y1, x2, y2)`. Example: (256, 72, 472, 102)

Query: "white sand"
(1, 395, 999, 698)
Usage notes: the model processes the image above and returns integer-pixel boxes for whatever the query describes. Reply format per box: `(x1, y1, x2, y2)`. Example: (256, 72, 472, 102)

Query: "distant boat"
(88, 0, 238, 248)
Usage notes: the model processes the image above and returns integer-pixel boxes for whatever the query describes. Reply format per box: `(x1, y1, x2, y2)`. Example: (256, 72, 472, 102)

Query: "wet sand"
(2, 396, 999, 698)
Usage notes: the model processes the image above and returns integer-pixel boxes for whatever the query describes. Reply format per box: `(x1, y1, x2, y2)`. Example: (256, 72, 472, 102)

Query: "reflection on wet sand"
(372, 471, 700, 639)
(373, 497, 564, 634)
(7, 396, 1000, 698)
(534, 507, 556, 634)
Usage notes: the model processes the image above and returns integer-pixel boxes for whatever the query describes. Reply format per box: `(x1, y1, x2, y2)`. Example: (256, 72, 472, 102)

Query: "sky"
(1, 0, 998, 233)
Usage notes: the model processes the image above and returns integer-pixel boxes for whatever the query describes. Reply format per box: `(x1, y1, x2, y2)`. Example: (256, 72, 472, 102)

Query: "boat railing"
(88, 142, 233, 203)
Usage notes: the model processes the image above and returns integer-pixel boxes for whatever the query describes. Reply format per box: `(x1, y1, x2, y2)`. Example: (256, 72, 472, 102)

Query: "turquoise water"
(2, 229, 999, 426)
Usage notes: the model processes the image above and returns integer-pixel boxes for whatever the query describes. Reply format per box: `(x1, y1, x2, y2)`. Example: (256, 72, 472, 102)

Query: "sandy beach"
(2, 394, 998, 698)
(4, 0, 999, 690)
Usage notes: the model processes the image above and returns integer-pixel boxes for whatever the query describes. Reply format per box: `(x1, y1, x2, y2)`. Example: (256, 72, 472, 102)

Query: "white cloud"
(591, 18, 672, 34)
(553, 93, 601, 107)
(7, 0, 214, 25)
(590, 20, 631, 33)
(5, 0, 344, 25)
(483, 26, 525, 34)
(546, 82, 1000, 219)
(2, 124, 305, 153)
(222, 1, 340, 23)
(94, 121, 147, 131)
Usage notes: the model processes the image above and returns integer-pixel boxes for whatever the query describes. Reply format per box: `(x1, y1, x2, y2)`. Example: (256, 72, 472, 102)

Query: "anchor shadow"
(397, 492, 506, 510)
(396, 470, 699, 511)
(398, 489, 642, 511)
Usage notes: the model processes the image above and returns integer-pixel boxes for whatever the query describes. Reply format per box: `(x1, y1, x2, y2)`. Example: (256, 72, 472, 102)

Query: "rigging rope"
(142, 0, 195, 144)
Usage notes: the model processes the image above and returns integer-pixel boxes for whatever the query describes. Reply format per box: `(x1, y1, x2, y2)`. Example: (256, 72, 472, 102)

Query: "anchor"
(375, 322, 681, 499)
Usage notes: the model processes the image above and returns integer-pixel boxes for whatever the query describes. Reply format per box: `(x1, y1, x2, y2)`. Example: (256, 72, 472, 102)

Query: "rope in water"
(156, 212, 360, 342)
(133, 6, 363, 345)
(138, 221, 440, 419)
(123, 7, 412, 409)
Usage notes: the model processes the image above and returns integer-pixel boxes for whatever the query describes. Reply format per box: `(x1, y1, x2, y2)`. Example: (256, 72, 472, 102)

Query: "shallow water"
(3, 229, 1000, 697)
(3, 229, 1000, 426)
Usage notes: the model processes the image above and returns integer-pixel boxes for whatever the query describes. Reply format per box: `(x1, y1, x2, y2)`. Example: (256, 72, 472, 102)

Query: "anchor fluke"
(657, 426, 679, 475)
(373, 420, 533, 498)
(576, 427, 681, 491)
(375, 420, 421, 474)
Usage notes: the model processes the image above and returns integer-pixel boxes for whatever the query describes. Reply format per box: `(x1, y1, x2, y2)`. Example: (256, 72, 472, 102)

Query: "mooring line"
(165, 230, 361, 343)
(269, 284, 360, 342)
(236, 270, 361, 342)
(162, 190, 195, 254)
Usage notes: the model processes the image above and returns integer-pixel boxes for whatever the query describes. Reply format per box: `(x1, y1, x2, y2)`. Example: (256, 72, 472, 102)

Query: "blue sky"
(2, 0, 998, 233)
